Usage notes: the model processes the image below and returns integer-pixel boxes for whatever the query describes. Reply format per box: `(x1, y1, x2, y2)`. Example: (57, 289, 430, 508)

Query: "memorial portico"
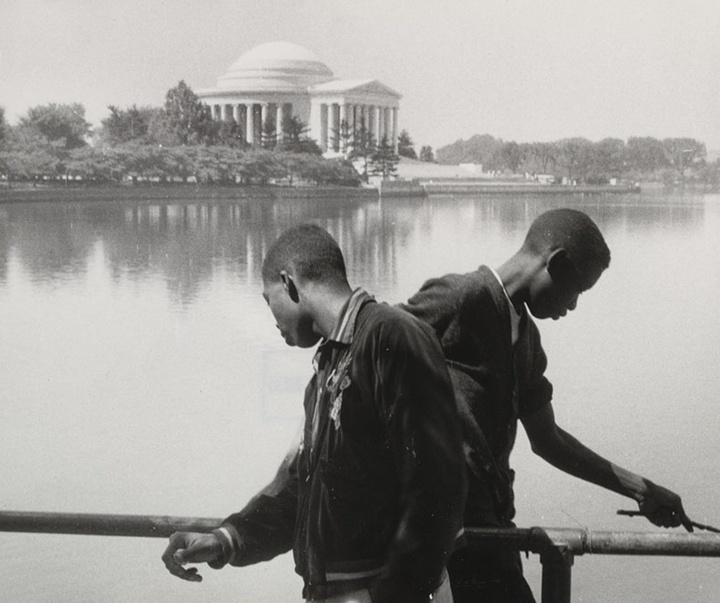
(197, 41, 401, 154)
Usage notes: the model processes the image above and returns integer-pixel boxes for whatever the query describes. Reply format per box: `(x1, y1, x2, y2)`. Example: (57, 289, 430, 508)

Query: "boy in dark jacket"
(402, 208, 691, 602)
(162, 224, 466, 603)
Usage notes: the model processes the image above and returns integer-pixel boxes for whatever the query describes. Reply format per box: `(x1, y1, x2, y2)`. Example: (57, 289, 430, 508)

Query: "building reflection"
(0, 191, 706, 306)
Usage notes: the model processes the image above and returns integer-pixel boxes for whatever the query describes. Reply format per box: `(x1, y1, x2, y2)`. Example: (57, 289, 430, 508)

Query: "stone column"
(235, 105, 246, 140)
(246, 103, 255, 145)
(392, 107, 399, 153)
(276, 103, 284, 143)
(368, 105, 375, 142)
(329, 103, 339, 152)
(260, 104, 269, 143)
(376, 106, 382, 141)
(320, 103, 329, 152)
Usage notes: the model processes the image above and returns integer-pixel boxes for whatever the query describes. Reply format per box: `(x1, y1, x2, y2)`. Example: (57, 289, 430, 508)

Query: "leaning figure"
(401, 208, 691, 602)
(163, 224, 467, 603)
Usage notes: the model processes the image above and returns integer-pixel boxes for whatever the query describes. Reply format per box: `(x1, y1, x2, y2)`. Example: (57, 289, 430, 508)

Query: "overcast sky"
(1, 0, 718, 151)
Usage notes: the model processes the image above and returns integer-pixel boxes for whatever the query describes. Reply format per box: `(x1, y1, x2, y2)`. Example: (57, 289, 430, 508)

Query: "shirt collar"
(326, 287, 374, 345)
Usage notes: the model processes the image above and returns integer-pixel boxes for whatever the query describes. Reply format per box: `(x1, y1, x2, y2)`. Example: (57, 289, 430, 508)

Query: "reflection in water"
(0, 189, 716, 603)
(0, 190, 705, 305)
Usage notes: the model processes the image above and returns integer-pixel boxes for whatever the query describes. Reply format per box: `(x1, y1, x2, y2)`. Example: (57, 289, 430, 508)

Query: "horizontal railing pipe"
(4, 513, 720, 603)
(0, 511, 221, 538)
(464, 527, 720, 558)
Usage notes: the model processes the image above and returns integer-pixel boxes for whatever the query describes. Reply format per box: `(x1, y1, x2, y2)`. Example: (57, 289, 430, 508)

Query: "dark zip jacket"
(220, 290, 466, 602)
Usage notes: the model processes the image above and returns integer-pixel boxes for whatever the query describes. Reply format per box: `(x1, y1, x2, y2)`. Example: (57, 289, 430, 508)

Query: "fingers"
(680, 512, 694, 533)
(645, 506, 694, 531)
(162, 532, 204, 582)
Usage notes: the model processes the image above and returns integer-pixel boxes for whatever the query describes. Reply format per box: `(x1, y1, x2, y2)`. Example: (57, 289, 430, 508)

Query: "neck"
(305, 281, 354, 340)
(495, 251, 542, 312)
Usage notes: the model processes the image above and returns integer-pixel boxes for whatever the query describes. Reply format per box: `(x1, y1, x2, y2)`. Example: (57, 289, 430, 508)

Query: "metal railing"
(2, 511, 720, 602)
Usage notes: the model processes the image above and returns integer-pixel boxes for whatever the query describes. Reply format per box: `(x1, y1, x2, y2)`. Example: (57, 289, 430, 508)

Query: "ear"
(546, 248, 576, 281)
(280, 270, 300, 303)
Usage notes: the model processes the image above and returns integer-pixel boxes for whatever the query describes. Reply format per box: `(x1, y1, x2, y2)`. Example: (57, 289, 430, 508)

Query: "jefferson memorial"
(197, 41, 401, 154)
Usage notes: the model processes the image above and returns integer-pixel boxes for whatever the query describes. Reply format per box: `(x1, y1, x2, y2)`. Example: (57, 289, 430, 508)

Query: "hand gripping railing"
(2, 511, 720, 602)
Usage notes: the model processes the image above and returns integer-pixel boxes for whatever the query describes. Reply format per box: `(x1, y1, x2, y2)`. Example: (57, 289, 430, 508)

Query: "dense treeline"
(436, 133, 719, 187)
(0, 81, 382, 187)
(3, 83, 717, 189)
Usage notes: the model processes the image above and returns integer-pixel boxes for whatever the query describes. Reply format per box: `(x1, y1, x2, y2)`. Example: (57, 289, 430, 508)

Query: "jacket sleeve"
(370, 312, 467, 602)
(220, 443, 299, 567)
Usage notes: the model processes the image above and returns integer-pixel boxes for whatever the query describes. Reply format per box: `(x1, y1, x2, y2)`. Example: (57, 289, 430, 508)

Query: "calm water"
(1, 188, 719, 602)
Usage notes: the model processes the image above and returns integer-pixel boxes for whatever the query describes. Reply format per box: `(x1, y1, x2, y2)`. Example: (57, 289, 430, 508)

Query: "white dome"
(215, 41, 334, 92)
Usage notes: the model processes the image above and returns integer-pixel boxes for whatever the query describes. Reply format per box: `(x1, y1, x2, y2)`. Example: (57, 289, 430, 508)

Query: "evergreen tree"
(370, 135, 399, 179)
(348, 117, 376, 182)
(397, 129, 417, 159)
(277, 116, 322, 155)
(261, 115, 277, 149)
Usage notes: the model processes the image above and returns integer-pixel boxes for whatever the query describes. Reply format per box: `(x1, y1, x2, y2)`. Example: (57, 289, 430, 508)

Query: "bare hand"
(638, 480, 693, 532)
(161, 531, 223, 582)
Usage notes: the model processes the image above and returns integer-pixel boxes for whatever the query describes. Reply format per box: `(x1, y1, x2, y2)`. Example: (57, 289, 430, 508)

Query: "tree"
(662, 137, 706, 177)
(625, 137, 668, 174)
(419, 145, 435, 162)
(370, 135, 399, 180)
(278, 116, 322, 155)
(19, 103, 91, 149)
(0, 106, 7, 145)
(261, 115, 277, 149)
(590, 138, 626, 181)
(348, 117, 376, 182)
(163, 80, 213, 145)
(526, 142, 559, 174)
(496, 141, 523, 173)
(436, 133, 502, 165)
(557, 137, 593, 182)
(335, 119, 354, 156)
(215, 118, 247, 148)
(0, 125, 61, 182)
(146, 110, 182, 147)
(99, 105, 157, 145)
(397, 129, 417, 159)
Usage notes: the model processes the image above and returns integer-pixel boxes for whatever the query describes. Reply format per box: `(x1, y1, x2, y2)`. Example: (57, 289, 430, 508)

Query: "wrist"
(612, 464, 647, 502)
(208, 527, 235, 569)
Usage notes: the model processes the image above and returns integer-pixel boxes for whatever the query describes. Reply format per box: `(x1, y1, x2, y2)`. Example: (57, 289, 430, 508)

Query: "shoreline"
(0, 183, 379, 204)
(2, 180, 712, 204)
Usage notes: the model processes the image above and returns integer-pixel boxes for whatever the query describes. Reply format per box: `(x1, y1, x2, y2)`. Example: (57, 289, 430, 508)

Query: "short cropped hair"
(523, 209, 611, 278)
(262, 224, 348, 285)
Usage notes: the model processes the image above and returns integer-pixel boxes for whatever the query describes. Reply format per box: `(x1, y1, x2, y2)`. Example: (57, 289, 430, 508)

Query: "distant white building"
(197, 41, 402, 154)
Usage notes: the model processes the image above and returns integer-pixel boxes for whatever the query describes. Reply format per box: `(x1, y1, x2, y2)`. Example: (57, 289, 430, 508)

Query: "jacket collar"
(325, 288, 374, 346)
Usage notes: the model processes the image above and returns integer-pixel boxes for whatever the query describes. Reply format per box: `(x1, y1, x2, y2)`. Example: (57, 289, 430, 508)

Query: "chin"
(297, 338, 320, 349)
(296, 333, 322, 348)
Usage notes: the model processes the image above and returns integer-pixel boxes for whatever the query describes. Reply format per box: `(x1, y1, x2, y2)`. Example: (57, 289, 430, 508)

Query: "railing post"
(540, 544, 574, 603)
